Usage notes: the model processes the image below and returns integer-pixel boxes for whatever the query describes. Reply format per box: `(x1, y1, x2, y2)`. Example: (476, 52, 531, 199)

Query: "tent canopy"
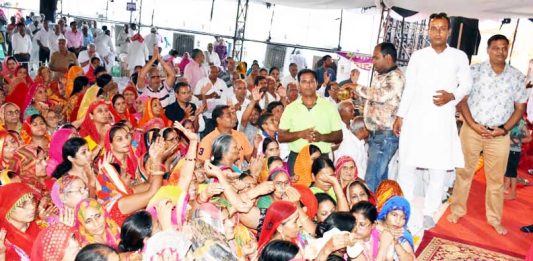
(263, 0, 533, 19)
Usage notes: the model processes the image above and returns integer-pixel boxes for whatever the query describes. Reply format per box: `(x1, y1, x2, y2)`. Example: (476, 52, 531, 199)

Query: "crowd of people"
(0, 10, 531, 261)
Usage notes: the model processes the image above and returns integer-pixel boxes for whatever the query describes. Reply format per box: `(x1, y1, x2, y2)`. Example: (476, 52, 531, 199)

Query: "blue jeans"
(365, 130, 399, 192)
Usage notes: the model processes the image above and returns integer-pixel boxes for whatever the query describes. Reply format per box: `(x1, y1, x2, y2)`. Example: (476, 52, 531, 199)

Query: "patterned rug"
(416, 234, 523, 261)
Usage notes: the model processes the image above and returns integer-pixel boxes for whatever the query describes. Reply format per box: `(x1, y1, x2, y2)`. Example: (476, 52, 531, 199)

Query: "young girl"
(505, 118, 531, 200)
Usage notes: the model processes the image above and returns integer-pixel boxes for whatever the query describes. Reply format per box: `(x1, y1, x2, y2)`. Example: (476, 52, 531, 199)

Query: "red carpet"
(416, 231, 523, 260)
(429, 165, 533, 259)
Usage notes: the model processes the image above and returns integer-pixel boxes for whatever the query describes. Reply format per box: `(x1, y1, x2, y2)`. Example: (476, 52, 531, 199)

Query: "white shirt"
(78, 50, 102, 73)
(48, 32, 63, 55)
(194, 77, 231, 116)
(282, 74, 297, 87)
(34, 28, 50, 48)
(290, 54, 307, 70)
(11, 32, 32, 54)
(94, 34, 114, 57)
(127, 40, 149, 71)
(334, 124, 367, 177)
(232, 96, 250, 129)
(139, 81, 174, 108)
(397, 46, 472, 169)
(204, 51, 221, 67)
(259, 91, 280, 110)
(144, 33, 162, 54)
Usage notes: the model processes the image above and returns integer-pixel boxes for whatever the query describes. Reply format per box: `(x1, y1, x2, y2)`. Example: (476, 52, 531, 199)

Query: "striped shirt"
(138, 82, 174, 108)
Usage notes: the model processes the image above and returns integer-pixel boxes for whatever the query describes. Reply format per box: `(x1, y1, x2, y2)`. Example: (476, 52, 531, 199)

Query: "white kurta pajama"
(396, 46, 472, 230)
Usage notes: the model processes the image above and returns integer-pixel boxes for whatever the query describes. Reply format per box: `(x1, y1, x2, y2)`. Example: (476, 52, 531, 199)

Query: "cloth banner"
(337, 51, 373, 71)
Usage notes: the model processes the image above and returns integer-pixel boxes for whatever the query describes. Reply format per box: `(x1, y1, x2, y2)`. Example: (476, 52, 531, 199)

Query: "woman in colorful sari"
(376, 196, 415, 261)
(30, 222, 81, 261)
(67, 76, 90, 122)
(0, 130, 19, 170)
(0, 183, 42, 260)
(335, 156, 358, 190)
(1, 57, 19, 84)
(346, 180, 375, 208)
(137, 97, 171, 127)
(95, 133, 167, 226)
(65, 65, 84, 98)
(34, 66, 67, 122)
(78, 100, 111, 151)
(9, 145, 51, 196)
(49, 175, 89, 224)
(19, 114, 50, 150)
(23, 83, 49, 120)
(46, 128, 77, 177)
(103, 124, 138, 181)
(111, 94, 137, 127)
(0, 102, 22, 132)
(293, 144, 322, 186)
(122, 85, 138, 114)
(5, 66, 33, 111)
(74, 198, 121, 248)
(133, 95, 149, 122)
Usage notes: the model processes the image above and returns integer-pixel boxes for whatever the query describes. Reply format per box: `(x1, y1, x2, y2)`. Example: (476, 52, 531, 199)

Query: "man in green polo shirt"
(279, 69, 343, 175)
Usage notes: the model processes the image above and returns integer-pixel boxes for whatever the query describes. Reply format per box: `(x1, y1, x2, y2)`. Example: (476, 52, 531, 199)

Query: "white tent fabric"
(264, 0, 533, 18)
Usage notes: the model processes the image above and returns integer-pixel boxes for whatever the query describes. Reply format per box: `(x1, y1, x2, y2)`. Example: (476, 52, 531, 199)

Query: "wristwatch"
(498, 124, 508, 135)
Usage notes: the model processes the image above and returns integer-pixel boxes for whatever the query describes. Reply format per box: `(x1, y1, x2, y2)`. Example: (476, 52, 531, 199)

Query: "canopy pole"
(337, 9, 343, 50)
(509, 18, 520, 65)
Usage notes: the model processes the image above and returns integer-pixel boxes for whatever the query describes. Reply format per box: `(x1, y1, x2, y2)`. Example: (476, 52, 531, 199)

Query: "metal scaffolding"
(231, 0, 249, 61)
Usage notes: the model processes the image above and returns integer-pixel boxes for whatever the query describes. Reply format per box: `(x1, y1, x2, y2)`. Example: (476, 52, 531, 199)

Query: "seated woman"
(309, 157, 349, 212)
(51, 137, 96, 195)
(315, 193, 337, 223)
(103, 124, 138, 181)
(293, 144, 322, 186)
(0, 102, 23, 132)
(78, 100, 112, 151)
(375, 180, 403, 212)
(122, 85, 138, 114)
(111, 94, 137, 127)
(137, 97, 171, 127)
(133, 95, 149, 123)
(23, 83, 49, 120)
(20, 114, 50, 151)
(31, 222, 81, 261)
(346, 180, 375, 208)
(335, 156, 358, 190)
(66, 76, 90, 122)
(1, 57, 19, 84)
(50, 175, 89, 224)
(0, 183, 42, 260)
(5, 66, 33, 111)
(349, 201, 379, 261)
(95, 132, 169, 226)
(211, 134, 242, 173)
(9, 145, 51, 196)
(257, 168, 292, 209)
(35, 66, 66, 117)
(0, 130, 20, 169)
(65, 65, 84, 98)
(74, 198, 121, 248)
(47, 128, 77, 176)
(376, 196, 415, 261)
(315, 212, 356, 259)
(259, 240, 302, 261)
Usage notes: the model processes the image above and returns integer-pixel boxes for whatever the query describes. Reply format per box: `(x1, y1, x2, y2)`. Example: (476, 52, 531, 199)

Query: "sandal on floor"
(521, 225, 533, 233)
(517, 177, 530, 186)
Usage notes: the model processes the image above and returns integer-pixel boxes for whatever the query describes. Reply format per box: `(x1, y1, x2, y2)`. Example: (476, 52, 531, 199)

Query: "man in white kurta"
(394, 13, 472, 231)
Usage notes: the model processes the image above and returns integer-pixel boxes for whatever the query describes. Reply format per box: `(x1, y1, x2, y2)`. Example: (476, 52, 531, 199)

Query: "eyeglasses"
(5, 110, 20, 116)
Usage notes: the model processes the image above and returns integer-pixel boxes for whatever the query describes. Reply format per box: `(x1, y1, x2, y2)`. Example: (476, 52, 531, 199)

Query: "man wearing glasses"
(136, 48, 177, 108)
(394, 13, 472, 231)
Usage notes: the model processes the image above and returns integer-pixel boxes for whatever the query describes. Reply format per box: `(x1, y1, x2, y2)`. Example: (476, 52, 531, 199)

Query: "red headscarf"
(292, 184, 318, 219)
(0, 183, 41, 260)
(1, 56, 18, 83)
(30, 223, 77, 261)
(103, 126, 138, 179)
(335, 155, 358, 179)
(19, 115, 51, 145)
(257, 200, 297, 251)
(137, 97, 171, 127)
(122, 85, 138, 113)
(22, 82, 46, 116)
(78, 100, 108, 144)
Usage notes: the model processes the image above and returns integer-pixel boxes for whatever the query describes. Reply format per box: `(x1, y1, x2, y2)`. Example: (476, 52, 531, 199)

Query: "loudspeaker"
(40, 0, 58, 23)
(448, 16, 481, 62)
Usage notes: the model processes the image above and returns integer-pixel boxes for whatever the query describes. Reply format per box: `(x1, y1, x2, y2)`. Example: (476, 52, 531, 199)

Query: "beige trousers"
(449, 123, 510, 225)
